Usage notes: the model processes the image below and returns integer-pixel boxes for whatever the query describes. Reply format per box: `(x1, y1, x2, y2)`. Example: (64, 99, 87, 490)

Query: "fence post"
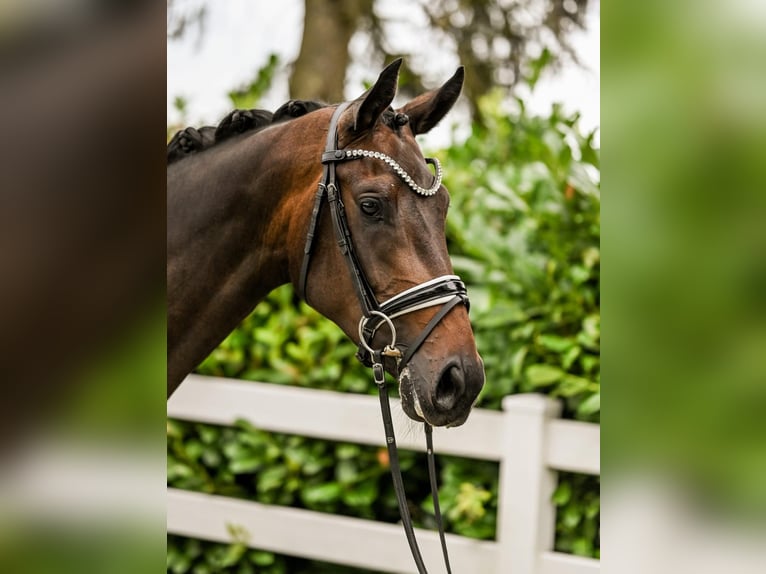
(496, 394, 562, 574)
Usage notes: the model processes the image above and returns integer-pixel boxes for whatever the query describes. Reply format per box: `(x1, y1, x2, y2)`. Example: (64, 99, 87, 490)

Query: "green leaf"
(257, 465, 288, 493)
(220, 543, 246, 568)
(585, 496, 600, 519)
(582, 246, 600, 269)
(569, 265, 591, 285)
(557, 375, 593, 397)
(583, 314, 600, 340)
(342, 480, 378, 507)
(552, 481, 572, 506)
(229, 457, 262, 474)
(525, 364, 565, 386)
(336, 444, 360, 459)
(249, 550, 275, 567)
(335, 460, 358, 485)
(167, 462, 194, 480)
(301, 482, 342, 505)
(510, 345, 528, 379)
(572, 537, 594, 557)
(561, 345, 581, 370)
(169, 552, 191, 574)
(562, 505, 582, 529)
(578, 392, 600, 416)
(538, 334, 575, 353)
(476, 304, 527, 328)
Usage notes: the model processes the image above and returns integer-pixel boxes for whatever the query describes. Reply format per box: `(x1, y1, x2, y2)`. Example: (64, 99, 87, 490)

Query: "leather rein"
(298, 103, 470, 573)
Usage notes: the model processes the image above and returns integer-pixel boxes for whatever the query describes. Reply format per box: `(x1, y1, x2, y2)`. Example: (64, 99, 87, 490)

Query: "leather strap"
(299, 103, 349, 304)
(426, 423, 452, 574)
(373, 350, 453, 574)
(299, 103, 379, 314)
(373, 352, 430, 573)
(298, 183, 328, 303)
(400, 295, 464, 370)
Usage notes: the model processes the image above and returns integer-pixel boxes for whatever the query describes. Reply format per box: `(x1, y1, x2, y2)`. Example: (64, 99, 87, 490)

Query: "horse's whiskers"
(393, 404, 422, 441)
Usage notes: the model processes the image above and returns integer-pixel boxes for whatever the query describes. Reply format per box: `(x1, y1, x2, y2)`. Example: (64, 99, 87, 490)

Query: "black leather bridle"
(298, 103, 471, 573)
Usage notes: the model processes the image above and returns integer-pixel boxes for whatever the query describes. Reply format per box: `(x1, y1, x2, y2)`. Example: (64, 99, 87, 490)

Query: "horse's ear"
(398, 66, 464, 136)
(352, 58, 402, 132)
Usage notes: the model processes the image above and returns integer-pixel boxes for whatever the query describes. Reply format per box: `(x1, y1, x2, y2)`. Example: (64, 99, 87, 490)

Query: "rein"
(299, 103, 470, 573)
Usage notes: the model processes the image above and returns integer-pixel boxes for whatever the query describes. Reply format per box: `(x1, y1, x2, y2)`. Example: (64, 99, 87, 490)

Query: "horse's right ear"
(352, 58, 402, 132)
(398, 66, 464, 136)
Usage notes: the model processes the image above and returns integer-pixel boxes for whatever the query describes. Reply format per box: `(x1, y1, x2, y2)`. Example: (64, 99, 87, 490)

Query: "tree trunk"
(289, 0, 371, 102)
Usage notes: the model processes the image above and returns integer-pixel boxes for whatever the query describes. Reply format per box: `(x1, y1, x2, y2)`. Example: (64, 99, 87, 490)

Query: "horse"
(167, 59, 484, 429)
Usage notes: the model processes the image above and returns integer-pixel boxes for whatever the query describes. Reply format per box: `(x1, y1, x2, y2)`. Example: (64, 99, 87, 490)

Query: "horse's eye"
(360, 198, 381, 216)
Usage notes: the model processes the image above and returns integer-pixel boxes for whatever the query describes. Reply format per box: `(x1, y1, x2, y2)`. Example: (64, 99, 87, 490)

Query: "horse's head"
(293, 60, 484, 427)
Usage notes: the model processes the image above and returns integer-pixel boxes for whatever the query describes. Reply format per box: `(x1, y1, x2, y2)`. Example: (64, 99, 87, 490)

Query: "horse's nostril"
(434, 364, 465, 411)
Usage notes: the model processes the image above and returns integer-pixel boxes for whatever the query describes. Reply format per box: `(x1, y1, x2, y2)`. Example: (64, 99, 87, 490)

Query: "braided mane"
(167, 99, 326, 164)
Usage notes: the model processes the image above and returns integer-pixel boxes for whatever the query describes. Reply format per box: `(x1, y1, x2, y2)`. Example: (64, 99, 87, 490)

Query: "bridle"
(298, 102, 471, 573)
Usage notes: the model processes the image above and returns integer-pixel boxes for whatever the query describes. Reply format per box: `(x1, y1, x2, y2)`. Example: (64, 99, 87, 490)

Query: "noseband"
(298, 103, 470, 573)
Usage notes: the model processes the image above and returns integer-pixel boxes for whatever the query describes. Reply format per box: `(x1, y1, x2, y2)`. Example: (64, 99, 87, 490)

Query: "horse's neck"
(167, 128, 316, 394)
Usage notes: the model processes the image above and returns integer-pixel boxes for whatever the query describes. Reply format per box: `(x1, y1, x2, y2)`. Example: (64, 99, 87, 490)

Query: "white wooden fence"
(168, 375, 600, 574)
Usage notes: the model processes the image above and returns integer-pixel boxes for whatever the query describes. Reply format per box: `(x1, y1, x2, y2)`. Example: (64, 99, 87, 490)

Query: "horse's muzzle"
(400, 355, 484, 427)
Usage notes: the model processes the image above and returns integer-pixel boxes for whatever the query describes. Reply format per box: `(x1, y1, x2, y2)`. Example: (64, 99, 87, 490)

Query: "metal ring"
(357, 310, 397, 355)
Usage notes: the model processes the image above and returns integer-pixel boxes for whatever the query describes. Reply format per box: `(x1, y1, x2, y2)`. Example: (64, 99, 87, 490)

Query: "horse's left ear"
(352, 58, 402, 132)
(398, 66, 464, 136)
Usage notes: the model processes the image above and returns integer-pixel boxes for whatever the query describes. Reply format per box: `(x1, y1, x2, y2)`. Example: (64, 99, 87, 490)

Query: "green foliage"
(552, 473, 601, 558)
(169, 94, 600, 569)
(173, 96, 188, 116)
(166, 534, 286, 574)
(167, 418, 438, 573)
(167, 534, 387, 574)
(196, 285, 371, 394)
(167, 418, 428, 523)
(524, 47, 554, 90)
(423, 455, 499, 540)
(228, 54, 280, 110)
(443, 90, 600, 422)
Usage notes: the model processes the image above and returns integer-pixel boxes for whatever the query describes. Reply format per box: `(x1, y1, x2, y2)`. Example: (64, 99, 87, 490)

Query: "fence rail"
(168, 374, 600, 574)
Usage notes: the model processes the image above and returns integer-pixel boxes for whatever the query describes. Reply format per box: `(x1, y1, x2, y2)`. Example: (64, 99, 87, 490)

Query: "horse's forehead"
(369, 125, 424, 165)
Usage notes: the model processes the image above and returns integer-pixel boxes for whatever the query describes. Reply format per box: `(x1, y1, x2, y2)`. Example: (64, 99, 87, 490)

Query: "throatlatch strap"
(298, 184, 327, 303)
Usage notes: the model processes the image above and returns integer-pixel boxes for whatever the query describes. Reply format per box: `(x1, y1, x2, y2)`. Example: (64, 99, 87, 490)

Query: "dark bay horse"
(167, 60, 484, 428)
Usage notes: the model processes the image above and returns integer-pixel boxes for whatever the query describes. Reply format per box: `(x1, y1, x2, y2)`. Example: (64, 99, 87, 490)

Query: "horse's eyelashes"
(359, 198, 382, 217)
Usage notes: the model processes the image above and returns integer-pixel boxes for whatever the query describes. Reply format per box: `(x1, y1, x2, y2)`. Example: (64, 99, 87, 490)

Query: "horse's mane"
(167, 99, 327, 164)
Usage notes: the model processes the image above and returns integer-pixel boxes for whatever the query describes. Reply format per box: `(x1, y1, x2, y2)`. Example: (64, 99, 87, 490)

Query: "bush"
(443, 91, 600, 420)
(168, 94, 600, 569)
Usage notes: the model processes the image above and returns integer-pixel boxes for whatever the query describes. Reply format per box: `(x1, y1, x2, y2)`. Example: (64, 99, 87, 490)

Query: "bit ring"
(358, 311, 397, 355)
